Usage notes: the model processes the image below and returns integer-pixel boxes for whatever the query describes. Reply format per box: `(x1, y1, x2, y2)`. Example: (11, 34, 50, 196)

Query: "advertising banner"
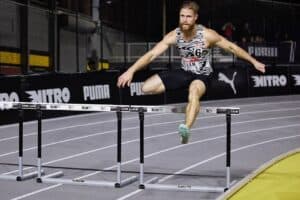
(248, 66, 290, 97)
(23, 73, 75, 103)
(75, 71, 120, 104)
(0, 76, 21, 124)
(208, 65, 248, 100)
(290, 66, 300, 94)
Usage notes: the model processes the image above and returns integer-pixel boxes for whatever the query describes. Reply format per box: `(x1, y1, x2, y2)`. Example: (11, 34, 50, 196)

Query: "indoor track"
(0, 95, 300, 200)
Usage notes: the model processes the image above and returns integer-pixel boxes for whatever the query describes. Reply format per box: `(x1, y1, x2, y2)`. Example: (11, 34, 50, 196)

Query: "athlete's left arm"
(205, 29, 265, 73)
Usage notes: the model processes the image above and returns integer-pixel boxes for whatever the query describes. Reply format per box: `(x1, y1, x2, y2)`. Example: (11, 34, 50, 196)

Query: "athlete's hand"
(117, 70, 134, 88)
(253, 61, 266, 73)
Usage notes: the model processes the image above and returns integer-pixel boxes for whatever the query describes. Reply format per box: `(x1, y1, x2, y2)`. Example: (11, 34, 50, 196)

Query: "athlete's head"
(179, 1, 199, 32)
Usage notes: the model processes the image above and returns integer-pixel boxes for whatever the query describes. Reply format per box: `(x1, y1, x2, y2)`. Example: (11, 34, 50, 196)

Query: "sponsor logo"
(292, 75, 300, 86)
(218, 72, 237, 94)
(248, 46, 278, 57)
(130, 82, 146, 96)
(26, 87, 71, 103)
(83, 84, 110, 101)
(0, 92, 19, 102)
(251, 75, 287, 87)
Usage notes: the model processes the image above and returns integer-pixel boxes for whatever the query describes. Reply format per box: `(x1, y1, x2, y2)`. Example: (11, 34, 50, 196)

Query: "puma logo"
(218, 72, 237, 94)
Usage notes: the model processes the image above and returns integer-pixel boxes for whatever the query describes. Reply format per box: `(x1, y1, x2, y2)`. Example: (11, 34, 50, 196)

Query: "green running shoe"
(178, 124, 190, 144)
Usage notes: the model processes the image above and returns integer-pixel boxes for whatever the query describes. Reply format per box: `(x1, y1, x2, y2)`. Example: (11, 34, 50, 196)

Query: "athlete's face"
(179, 8, 198, 32)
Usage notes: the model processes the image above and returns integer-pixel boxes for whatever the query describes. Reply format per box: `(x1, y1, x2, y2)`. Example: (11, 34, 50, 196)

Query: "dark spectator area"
(0, 0, 299, 75)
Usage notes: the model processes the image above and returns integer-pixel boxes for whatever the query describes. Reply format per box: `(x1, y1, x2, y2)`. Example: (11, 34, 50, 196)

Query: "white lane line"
(1, 113, 300, 159)
(9, 123, 300, 200)
(117, 189, 143, 200)
(117, 134, 300, 200)
(10, 184, 62, 200)
(1, 105, 300, 144)
(0, 112, 175, 142)
(0, 110, 113, 129)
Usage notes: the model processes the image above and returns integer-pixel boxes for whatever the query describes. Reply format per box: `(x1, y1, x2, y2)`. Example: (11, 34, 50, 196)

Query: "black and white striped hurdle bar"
(0, 101, 239, 114)
(0, 101, 239, 191)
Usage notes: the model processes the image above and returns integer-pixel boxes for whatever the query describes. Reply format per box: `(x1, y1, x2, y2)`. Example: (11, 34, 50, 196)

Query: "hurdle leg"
(137, 110, 158, 189)
(114, 109, 137, 188)
(225, 113, 231, 190)
(0, 107, 25, 181)
(16, 108, 24, 181)
(36, 107, 43, 182)
(138, 111, 145, 189)
(115, 110, 122, 187)
(16, 108, 41, 181)
(36, 107, 63, 183)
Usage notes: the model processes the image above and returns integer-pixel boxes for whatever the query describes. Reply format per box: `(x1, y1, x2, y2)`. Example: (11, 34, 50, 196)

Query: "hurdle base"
(139, 177, 159, 189)
(40, 175, 138, 188)
(0, 170, 45, 181)
(17, 170, 45, 181)
(143, 183, 225, 192)
(115, 175, 138, 188)
(37, 171, 64, 183)
(41, 175, 137, 188)
(141, 179, 237, 193)
(0, 174, 19, 181)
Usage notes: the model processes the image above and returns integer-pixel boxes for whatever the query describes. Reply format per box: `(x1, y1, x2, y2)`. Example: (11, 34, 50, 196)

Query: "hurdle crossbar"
(0, 101, 239, 114)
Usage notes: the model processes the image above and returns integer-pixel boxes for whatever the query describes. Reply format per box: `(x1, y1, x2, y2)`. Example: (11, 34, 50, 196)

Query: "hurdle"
(137, 106, 240, 192)
(0, 104, 44, 181)
(0, 101, 239, 192)
(0, 101, 139, 187)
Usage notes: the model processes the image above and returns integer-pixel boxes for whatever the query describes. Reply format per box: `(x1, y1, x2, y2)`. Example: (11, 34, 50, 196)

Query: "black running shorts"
(158, 69, 213, 91)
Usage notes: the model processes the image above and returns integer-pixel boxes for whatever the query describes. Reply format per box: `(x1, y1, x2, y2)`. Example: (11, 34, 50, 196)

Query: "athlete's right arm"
(117, 30, 176, 88)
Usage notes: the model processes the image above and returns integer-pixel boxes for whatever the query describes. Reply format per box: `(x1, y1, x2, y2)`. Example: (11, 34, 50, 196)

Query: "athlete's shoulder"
(162, 29, 177, 45)
(203, 28, 222, 45)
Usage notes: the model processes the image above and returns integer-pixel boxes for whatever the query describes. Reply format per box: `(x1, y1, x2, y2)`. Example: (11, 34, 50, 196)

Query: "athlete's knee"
(141, 82, 152, 94)
(188, 81, 206, 102)
(189, 81, 205, 95)
(141, 75, 165, 94)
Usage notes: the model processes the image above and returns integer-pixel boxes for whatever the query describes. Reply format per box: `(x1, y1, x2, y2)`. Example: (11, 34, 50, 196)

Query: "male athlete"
(117, 1, 265, 144)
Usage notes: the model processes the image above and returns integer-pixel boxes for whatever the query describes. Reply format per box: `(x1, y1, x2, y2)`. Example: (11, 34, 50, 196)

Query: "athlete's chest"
(177, 38, 209, 59)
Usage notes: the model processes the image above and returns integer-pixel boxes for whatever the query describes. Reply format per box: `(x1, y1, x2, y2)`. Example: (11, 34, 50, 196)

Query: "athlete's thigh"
(142, 74, 166, 94)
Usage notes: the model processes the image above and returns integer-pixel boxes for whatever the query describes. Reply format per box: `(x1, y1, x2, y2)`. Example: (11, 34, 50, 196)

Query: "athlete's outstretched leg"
(179, 80, 206, 144)
(142, 74, 166, 95)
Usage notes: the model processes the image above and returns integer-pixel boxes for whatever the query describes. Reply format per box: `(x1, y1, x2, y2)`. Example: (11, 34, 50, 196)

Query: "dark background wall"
(0, 0, 300, 75)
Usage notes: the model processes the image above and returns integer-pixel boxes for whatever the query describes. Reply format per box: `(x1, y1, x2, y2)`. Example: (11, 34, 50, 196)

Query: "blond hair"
(180, 1, 199, 14)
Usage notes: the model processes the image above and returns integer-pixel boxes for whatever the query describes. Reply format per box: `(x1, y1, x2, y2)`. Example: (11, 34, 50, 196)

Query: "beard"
(179, 23, 194, 33)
